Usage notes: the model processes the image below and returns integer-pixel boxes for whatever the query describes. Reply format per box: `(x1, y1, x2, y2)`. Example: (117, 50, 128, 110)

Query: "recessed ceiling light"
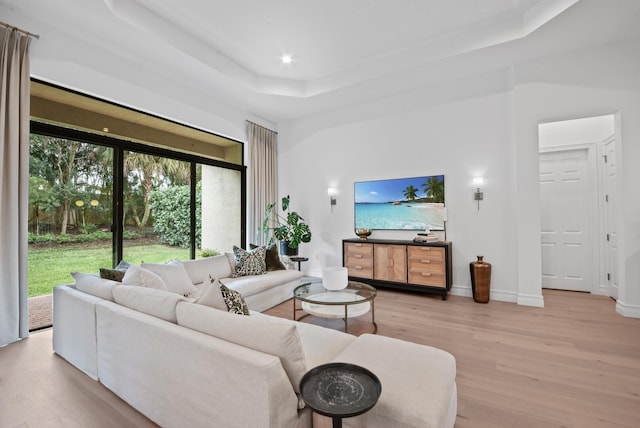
(103, 127, 110, 132)
(281, 55, 292, 64)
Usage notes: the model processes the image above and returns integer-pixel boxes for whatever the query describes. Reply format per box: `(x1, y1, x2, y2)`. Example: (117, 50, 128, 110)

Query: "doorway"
(538, 115, 617, 297)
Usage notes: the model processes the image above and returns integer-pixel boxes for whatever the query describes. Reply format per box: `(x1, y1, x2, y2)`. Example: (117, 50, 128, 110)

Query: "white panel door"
(603, 137, 618, 299)
(539, 149, 591, 291)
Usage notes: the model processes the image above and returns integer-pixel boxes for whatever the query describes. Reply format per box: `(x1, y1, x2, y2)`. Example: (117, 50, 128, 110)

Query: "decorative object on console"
(414, 232, 438, 243)
(355, 175, 445, 231)
(261, 195, 312, 255)
(323, 266, 349, 290)
(355, 228, 372, 239)
(469, 255, 491, 303)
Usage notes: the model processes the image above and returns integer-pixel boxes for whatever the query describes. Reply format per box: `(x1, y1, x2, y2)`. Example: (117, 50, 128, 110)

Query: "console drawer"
(407, 246, 445, 262)
(408, 270, 446, 287)
(344, 242, 374, 279)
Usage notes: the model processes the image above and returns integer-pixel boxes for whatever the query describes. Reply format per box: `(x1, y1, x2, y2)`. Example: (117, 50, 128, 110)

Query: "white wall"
(539, 115, 615, 148)
(278, 91, 521, 301)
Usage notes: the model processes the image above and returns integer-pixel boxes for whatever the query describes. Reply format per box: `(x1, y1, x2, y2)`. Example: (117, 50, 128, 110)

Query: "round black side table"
(289, 256, 309, 271)
(299, 362, 382, 428)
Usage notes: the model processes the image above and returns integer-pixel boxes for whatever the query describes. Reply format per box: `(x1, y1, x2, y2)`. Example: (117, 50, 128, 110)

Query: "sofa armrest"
(52, 285, 104, 380)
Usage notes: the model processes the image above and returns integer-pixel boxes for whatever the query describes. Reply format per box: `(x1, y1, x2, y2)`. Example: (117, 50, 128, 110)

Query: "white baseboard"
(517, 292, 545, 307)
(616, 300, 640, 318)
(450, 285, 518, 303)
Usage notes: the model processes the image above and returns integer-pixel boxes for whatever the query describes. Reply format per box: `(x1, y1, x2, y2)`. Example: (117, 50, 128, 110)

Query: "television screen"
(354, 175, 445, 231)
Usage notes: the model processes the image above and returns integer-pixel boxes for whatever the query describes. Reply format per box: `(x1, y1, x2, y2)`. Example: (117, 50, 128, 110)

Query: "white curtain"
(0, 27, 31, 347)
(247, 121, 278, 246)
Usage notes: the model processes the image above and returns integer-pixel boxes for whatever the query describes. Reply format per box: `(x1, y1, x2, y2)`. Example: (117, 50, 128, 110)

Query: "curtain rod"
(246, 120, 278, 135)
(0, 21, 40, 40)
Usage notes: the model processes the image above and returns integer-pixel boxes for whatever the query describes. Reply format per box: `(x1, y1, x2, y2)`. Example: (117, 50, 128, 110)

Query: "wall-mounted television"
(354, 175, 445, 231)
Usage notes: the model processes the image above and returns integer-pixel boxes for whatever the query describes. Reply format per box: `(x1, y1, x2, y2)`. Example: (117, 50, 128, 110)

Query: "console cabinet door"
(407, 246, 446, 288)
(374, 244, 407, 283)
(344, 242, 374, 279)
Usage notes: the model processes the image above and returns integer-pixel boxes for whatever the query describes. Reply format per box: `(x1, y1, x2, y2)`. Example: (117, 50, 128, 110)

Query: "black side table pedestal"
(289, 256, 309, 271)
(299, 362, 382, 428)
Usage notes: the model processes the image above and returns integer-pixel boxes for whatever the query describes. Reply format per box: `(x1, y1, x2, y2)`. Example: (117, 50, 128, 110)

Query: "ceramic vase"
(470, 255, 491, 303)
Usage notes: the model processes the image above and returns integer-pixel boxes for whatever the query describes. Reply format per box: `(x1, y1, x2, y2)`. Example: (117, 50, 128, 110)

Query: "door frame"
(599, 134, 618, 299)
(539, 143, 601, 294)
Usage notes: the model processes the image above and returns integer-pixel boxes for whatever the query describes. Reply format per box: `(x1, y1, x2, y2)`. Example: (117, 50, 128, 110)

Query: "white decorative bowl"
(322, 267, 349, 290)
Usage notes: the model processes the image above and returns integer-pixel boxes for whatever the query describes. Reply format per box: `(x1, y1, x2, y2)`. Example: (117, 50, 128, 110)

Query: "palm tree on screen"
(422, 176, 444, 202)
(403, 185, 419, 201)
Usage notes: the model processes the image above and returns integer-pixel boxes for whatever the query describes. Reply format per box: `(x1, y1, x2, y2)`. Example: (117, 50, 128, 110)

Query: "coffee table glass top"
(294, 280, 377, 305)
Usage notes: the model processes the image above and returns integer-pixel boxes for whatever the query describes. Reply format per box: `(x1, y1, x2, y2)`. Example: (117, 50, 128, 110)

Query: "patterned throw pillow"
(99, 268, 126, 282)
(219, 283, 250, 315)
(99, 260, 130, 282)
(232, 245, 267, 277)
(250, 243, 286, 271)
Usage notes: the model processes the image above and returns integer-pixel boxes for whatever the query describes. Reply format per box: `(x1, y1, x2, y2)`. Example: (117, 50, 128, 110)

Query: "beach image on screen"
(354, 175, 445, 230)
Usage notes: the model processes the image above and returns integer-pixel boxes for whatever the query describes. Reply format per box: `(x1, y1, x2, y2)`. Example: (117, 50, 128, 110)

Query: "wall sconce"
(473, 177, 484, 210)
(327, 188, 338, 211)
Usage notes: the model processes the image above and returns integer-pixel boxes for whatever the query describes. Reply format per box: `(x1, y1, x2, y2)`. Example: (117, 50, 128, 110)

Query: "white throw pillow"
(176, 302, 308, 393)
(112, 284, 187, 323)
(182, 255, 234, 285)
(121, 265, 168, 291)
(71, 272, 117, 301)
(195, 277, 228, 311)
(141, 260, 198, 296)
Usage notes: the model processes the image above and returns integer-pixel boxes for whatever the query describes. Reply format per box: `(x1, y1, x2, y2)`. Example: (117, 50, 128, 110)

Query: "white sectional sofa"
(53, 254, 458, 428)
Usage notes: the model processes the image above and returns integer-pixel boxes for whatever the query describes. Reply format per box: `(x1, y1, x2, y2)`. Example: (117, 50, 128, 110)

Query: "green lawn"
(28, 243, 191, 297)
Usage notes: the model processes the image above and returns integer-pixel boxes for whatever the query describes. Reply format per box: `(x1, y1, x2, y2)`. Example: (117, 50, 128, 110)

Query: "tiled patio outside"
(29, 294, 52, 331)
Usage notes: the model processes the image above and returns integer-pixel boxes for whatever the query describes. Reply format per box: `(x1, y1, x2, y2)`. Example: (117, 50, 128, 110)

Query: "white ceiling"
(3, 0, 640, 123)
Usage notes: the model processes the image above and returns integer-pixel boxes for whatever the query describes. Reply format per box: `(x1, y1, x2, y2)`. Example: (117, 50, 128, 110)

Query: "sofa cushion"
(222, 269, 302, 298)
(98, 260, 130, 282)
(112, 284, 187, 323)
(71, 272, 117, 301)
(181, 254, 234, 285)
(141, 260, 198, 297)
(195, 277, 227, 311)
(219, 282, 250, 315)
(232, 245, 266, 277)
(176, 302, 307, 393)
(122, 265, 168, 291)
(252, 312, 357, 370)
(250, 244, 286, 271)
(332, 333, 457, 428)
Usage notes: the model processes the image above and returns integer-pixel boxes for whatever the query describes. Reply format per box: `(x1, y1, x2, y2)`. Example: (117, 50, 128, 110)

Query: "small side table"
(299, 362, 381, 428)
(289, 256, 308, 271)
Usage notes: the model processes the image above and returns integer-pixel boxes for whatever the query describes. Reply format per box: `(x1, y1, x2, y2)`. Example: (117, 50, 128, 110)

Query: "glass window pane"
(122, 151, 191, 264)
(28, 134, 113, 299)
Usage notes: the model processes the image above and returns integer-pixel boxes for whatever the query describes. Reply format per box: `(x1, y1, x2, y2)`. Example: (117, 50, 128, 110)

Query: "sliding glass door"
(28, 134, 114, 299)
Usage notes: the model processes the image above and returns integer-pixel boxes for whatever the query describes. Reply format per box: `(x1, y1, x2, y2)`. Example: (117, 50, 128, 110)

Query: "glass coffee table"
(293, 279, 377, 333)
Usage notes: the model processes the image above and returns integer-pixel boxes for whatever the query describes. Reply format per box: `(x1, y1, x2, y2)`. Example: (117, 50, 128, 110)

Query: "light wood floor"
(1, 289, 638, 427)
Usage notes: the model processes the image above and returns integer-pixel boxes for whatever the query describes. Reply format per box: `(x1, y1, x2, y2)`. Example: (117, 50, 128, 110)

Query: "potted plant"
(261, 195, 312, 256)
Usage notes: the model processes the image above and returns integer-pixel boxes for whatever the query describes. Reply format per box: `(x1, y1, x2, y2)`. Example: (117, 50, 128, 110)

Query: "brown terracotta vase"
(470, 255, 491, 303)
